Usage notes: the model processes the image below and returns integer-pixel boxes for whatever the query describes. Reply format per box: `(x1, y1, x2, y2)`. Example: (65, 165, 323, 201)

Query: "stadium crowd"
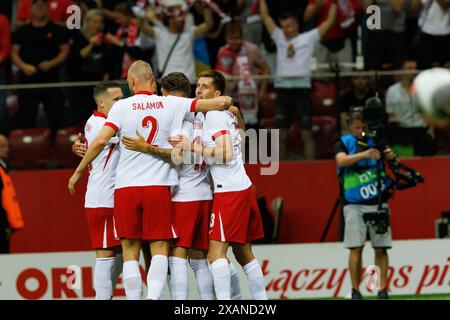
(0, 0, 449, 165)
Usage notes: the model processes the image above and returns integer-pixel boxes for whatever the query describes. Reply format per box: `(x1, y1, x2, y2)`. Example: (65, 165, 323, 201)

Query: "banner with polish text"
(0, 239, 449, 299)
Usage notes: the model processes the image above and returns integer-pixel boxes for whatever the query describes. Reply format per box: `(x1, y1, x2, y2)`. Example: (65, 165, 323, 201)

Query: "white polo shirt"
(154, 25, 197, 84)
(271, 27, 320, 89)
(419, 0, 450, 35)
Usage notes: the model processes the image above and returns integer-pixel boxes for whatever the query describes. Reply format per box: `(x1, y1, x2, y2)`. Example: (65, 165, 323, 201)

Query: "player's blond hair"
(128, 60, 155, 83)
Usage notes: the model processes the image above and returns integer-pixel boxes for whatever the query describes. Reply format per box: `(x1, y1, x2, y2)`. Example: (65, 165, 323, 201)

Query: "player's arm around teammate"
(72, 133, 87, 157)
(121, 130, 184, 162)
(68, 125, 117, 195)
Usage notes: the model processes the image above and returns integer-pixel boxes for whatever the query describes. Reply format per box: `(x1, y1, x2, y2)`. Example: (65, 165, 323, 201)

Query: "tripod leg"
(320, 198, 341, 242)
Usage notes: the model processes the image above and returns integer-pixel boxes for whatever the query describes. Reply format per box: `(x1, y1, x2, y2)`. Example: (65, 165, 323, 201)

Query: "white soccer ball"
(412, 68, 450, 119)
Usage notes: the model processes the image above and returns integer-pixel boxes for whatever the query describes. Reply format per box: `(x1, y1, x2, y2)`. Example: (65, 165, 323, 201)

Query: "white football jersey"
(171, 112, 213, 202)
(202, 110, 252, 193)
(105, 91, 196, 189)
(84, 112, 120, 208)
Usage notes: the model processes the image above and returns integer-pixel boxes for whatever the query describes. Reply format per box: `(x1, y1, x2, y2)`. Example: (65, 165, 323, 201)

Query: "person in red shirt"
(16, 0, 74, 27)
(0, 13, 10, 134)
(105, 2, 143, 80)
(304, 0, 360, 71)
(215, 21, 270, 127)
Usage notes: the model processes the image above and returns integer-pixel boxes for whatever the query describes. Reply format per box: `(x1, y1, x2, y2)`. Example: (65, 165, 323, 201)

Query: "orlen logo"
(15, 266, 146, 299)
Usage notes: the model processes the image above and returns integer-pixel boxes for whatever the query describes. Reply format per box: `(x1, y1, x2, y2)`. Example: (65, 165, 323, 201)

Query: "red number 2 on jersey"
(142, 116, 158, 145)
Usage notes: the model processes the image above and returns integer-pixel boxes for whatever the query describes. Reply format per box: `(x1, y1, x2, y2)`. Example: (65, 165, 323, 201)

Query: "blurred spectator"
(259, 0, 305, 78)
(215, 21, 270, 126)
(16, 0, 75, 27)
(97, 0, 127, 33)
(0, 135, 24, 254)
(0, 0, 13, 21)
(339, 73, 376, 133)
(105, 2, 146, 79)
(0, 14, 10, 134)
(304, 0, 360, 71)
(412, 0, 450, 69)
(70, 9, 111, 123)
(240, 0, 263, 44)
(364, 0, 411, 70)
(203, 0, 243, 68)
(78, 0, 98, 8)
(11, 0, 70, 138)
(139, 0, 213, 88)
(259, 0, 337, 160)
(77, 0, 100, 15)
(386, 60, 436, 155)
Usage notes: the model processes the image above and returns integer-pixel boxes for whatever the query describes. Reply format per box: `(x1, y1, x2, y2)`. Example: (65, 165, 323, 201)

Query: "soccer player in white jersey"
(122, 72, 215, 300)
(177, 70, 267, 300)
(193, 71, 246, 300)
(123, 72, 245, 300)
(79, 81, 124, 299)
(68, 60, 232, 300)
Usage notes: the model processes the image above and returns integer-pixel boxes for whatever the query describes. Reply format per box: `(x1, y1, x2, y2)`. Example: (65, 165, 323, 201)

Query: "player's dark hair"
(93, 81, 122, 100)
(198, 70, 226, 94)
(160, 72, 192, 98)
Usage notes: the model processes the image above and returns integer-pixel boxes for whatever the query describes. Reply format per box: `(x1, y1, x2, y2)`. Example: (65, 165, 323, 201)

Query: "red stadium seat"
(435, 127, 450, 153)
(6, 94, 20, 130)
(55, 127, 82, 168)
(260, 117, 276, 129)
(312, 116, 338, 159)
(310, 80, 337, 117)
(287, 116, 337, 159)
(287, 122, 304, 156)
(9, 128, 52, 170)
(260, 91, 277, 118)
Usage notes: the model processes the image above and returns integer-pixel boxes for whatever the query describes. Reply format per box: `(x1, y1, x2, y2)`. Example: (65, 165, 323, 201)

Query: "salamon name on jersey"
(132, 101, 164, 110)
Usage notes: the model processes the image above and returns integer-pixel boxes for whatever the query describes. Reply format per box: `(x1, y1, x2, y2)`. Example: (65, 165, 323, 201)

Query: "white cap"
(161, 0, 184, 7)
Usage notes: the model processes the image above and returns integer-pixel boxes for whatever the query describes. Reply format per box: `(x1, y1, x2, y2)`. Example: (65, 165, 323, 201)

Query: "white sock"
(189, 258, 215, 300)
(159, 273, 170, 300)
(94, 257, 115, 300)
(229, 263, 243, 300)
(210, 258, 231, 300)
(111, 254, 123, 290)
(123, 260, 142, 300)
(146, 255, 168, 300)
(169, 257, 189, 300)
(243, 259, 267, 300)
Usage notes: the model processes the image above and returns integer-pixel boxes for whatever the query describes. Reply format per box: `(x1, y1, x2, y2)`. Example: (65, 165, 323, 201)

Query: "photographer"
(335, 110, 396, 300)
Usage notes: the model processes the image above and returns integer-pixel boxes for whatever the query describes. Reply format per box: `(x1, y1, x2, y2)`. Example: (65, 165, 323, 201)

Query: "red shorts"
(209, 186, 264, 244)
(172, 200, 212, 251)
(85, 208, 121, 249)
(114, 186, 177, 240)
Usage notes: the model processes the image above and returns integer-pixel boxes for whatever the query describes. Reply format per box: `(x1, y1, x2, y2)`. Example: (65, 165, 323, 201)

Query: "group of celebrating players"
(67, 60, 267, 301)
